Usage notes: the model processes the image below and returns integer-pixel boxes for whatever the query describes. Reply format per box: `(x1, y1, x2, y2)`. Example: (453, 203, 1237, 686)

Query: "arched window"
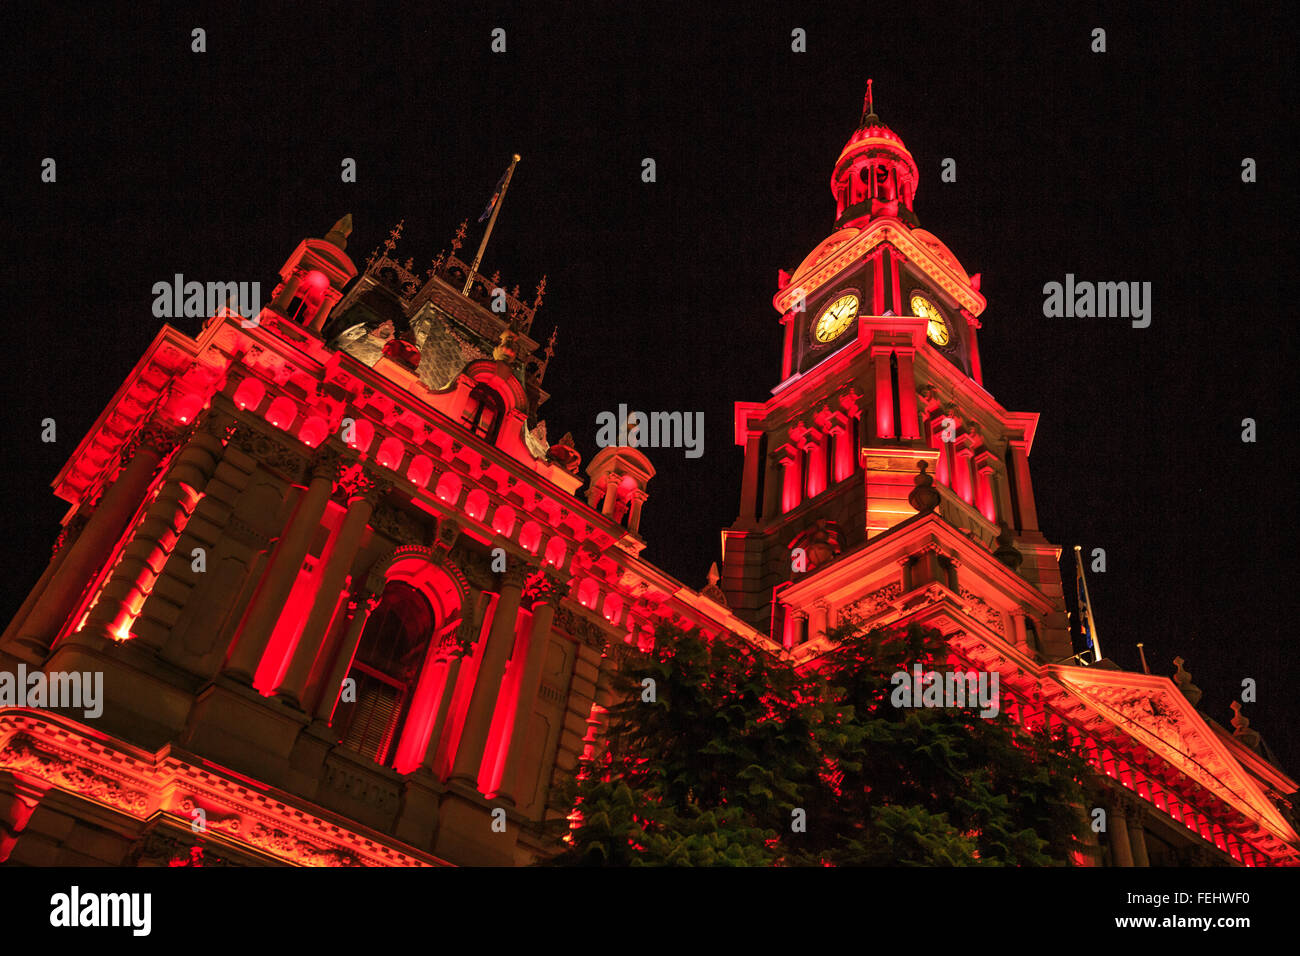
(462, 383, 504, 444)
(335, 581, 434, 767)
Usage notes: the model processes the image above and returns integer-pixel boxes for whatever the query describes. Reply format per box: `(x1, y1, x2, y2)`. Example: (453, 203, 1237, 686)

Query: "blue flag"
(478, 168, 509, 223)
(1075, 557, 1093, 653)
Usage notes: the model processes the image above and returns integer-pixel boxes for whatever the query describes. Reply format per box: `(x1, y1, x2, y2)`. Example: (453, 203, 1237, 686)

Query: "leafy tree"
(549, 616, 1091, 866)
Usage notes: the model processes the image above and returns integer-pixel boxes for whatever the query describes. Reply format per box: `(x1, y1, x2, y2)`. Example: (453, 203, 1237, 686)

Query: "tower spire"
(860, 78, 878, 126)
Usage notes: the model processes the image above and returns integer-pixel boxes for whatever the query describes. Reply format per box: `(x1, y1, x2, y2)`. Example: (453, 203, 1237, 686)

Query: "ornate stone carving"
(178, 796, 243, 835)
(336, 467, 390, 506)
(0, 733, 148, 816)
(554, 606, 609, 649)
(370, 502, 426, 546)
(443, 617, 478, 656)
(434, 516, 461, 552)
(450, 539, 496, 591)
(524, 571, 568, 610)
(843, 582, 901, 621)
(200, 409, 239, 441)
(307, 447, 344, 483)
(138, 420, 188, 458)
(959, 588, 1006, 634)
(245, 822, 362, 867)
(123, 827, 234, 867)
(225, 425, 313, 480)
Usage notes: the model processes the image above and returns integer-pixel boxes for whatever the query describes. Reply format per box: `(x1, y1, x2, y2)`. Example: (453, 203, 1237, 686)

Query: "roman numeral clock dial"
(813, 291, 859, 343)
(910, 292, 950, 347)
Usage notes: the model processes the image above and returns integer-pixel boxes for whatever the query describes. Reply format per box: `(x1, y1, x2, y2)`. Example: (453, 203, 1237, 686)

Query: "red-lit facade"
(1, 97, 1296, 867)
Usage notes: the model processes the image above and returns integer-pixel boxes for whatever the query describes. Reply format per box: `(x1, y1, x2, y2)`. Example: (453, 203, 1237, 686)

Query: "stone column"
(1108, 797, 1134, 867)
(872, 346, 894, 440)
(275, 475, 386, 707)
(954, 435, 974, 505)
(627, 490, 647, 535)
(224, 451, 339, 683)
(738, 429, 763, 522)
(964, 310, 984, 386)
(804, 430, 827, 498)
(971, 460, 996, 526)
(1008, 440, 1039, 532)
(777, 443, 800, 514)
(270, 271, 303, 313)
(827, 416, 851, 483)
(809, 601, 830, 642)
(1125, 798, 1151, 867)
(784, 609, 806, 649)
(1011, 610, 1029, 649)
(9, 422, 178, 660)
(312, 587, 380, 722)
(992, 456, 1015, 527)
(894, 348, 920, 440)
(927, 415, 951, 486)
(80, 421, 226, 648)
(448, 560, 530, 790)
(496, 573, 566, 806)
(419, 595, 484, 775)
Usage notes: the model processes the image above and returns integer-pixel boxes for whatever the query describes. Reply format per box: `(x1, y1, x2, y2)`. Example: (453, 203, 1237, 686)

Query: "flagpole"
(1074, 545, 1103, 663)
(462, 154, 520, 296)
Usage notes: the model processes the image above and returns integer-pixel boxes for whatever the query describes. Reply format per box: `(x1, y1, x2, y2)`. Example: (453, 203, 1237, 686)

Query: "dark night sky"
(4, 4, 1297, 773)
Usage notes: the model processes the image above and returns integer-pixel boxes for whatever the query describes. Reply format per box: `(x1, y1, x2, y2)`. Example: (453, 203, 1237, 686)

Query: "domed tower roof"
(830, 80, 920, 229)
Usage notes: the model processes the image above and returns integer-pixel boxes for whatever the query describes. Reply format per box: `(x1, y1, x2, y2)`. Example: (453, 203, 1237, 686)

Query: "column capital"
(199, 408, 239, 441)
(500, 559, 533, 591)
(346, 587, 381, 616)
(310, 447, 346, 482)
(340, 468, 391, 506)
(837, 387, 864, 415)
(525, 570, 569, 610)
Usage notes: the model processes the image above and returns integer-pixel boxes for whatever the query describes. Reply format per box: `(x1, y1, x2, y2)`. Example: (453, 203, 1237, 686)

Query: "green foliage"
(548, 617, 1090, 867)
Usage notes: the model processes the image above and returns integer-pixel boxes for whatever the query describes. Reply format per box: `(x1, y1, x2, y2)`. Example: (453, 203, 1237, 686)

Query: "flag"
(478, 167, 509, 223)
(1075, 547, 1101, 663)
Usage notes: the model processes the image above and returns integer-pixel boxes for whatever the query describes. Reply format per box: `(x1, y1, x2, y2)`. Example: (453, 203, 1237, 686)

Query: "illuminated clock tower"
(721, 84, 1073, 664)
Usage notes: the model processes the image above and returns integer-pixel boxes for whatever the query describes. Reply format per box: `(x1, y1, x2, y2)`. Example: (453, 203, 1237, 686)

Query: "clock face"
(911, 293, 950, 347)
(813, 292, 859, 343)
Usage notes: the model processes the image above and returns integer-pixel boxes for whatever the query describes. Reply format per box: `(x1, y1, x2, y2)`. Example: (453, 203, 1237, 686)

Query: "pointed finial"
(1230, 701, 1262, 750)
(450, 220, 468, 255)
(707, 562, 720, 587)
(861, 78, 879, 126)
(1173, 656, 1203, 707)
(324, 213, 353, 250)
(365, 220, 404, 270)
(533, 274, 548, 310)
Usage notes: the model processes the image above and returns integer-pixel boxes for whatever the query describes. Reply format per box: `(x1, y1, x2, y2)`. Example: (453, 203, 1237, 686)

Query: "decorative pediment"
(1052, 668, 1297, 844)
